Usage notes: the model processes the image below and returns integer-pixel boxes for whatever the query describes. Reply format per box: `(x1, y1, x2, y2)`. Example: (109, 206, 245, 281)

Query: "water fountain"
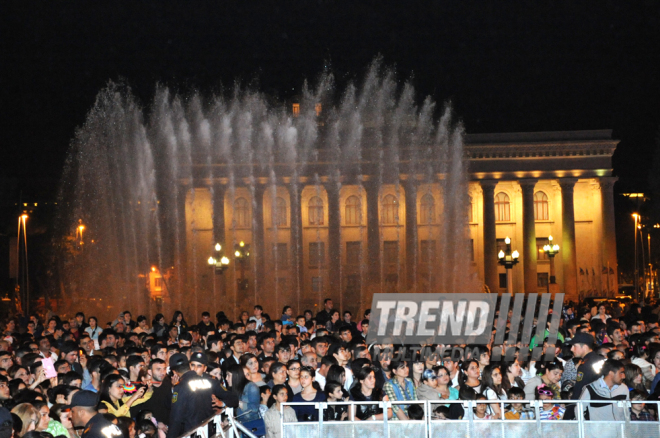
(57, 59, 480, 323)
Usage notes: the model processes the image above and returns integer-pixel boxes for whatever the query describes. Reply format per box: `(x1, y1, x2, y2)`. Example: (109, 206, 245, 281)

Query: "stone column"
(520, 179, 538, 294)
(600, 176, 618, 295)
(364, 180, 381, 288)
(213, 185, 226, 246)
(480, 180, 498, 294)
(252, 184, 266, 296)
(289, 183, 305, 309)
(403, 179, 418, 292)
(325, 180, 341, 305)
(559, 178, 579, 300)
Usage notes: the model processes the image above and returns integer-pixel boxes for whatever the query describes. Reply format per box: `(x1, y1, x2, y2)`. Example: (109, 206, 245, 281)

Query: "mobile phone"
(123, 382, 146, 394)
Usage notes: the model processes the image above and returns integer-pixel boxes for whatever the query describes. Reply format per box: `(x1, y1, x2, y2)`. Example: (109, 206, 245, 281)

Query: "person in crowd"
(504, 387, 534, 420)
(408, 359, 425, 388)
(263, 384, 297, 438)
(69, 390, 123, 438)
(579, 359, 629, 423)
(629, 389, 656, 421)
(481, 364, 506, 418)
(291, 366, 325, 422)
(459, 359, 482, 394)
(473, 395, 493, 420)
(630, 343, 655, 389)
(241, 353, 266, 387)
(383, 360, 417, 420)
(349, 366, 392, 421)
(169, 312, 187, 335)
(99, 374, 151, 418)
(323, 382, 349, 421)
(11, 404, 38, 437)
(416, 369, 441, 401)
(84, 317, 101, 341)
(624, 363, 646, 393)
(500, 359, 525, 393)
(536, 385, 564, 420)
(523, 360, 563, 400)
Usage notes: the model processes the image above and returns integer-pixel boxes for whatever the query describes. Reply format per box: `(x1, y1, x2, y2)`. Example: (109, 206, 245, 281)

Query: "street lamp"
(207, 243, 230, 274)
(633, 213, 640, 301)
(498, 236, 520, 296)
(542, 235, 560, 287)
(234, 241, 251, 290)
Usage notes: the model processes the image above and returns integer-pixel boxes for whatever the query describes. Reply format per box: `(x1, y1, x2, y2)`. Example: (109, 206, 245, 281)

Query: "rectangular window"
(469, 239, 475, 262)
(273, 243, 288, 268)
(346, 241, 361, 266)
(537, 273, 549, 288)
(312, 277, 323, 292)
(346, 275, 361, 295)
(309, 242, 325, 266)
(154, 278, 162, 288)
(499, 273, 508, 289)
(536, 238, 549, 261)
(420, 240, 437, 265)
(384, 241, 399, 265)
(496, 238, 507, 254)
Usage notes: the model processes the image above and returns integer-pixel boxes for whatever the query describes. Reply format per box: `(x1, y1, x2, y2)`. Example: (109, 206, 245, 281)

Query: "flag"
(609, 267, 615, 275)
(579, 268, 585, 275)
(602, 266, 608, 274)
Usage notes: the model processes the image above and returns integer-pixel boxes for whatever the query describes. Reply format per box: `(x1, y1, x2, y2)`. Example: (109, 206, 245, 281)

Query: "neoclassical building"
(183, 130, 618, 316)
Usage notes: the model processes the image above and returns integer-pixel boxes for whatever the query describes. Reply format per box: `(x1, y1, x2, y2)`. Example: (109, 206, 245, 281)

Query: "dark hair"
(507, 387, 525, 399)
(537, 360, 564, 375)
(226, 364, 248, 396)
(116, 417, 134, 438)
(100, 374, 125, 405)
(326, 365, 346, 386)
(324, 381, 344, 400)
(480, 364, 503, 398)
(267, 362, 287, 382)
(601, 359, 624, 377)
(267, 384, 288, 408)
(355, 366, 376, 384)
(408, 404, 424, 420)
(299, 366, 316, 379)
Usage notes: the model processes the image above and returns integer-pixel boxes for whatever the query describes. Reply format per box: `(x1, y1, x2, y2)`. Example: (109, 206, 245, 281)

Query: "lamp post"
(497, 236, 520, 296)
(17, 214, 29, 314)
(234, 241, 251, 290)
(208, 243, 230, 310)
(633, 213, 639, 301)
(542, 235, 560, 291)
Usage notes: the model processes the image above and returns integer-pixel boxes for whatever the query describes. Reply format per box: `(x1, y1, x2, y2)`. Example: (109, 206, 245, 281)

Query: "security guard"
(189, 352, 239, 409)
(166, 353, 214, 438)
(68, 390, 124, 438)
(565, 333, 603, 420)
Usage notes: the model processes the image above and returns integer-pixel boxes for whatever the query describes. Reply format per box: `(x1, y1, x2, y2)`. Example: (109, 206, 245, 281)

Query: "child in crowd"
(630, 389, 656, 421)
(504, 387, 534, 420)
(537, 385, 565, 420)
(474, 395, 494, 420)
(259, 386, 272, 417)
(432, 405, 450, 420)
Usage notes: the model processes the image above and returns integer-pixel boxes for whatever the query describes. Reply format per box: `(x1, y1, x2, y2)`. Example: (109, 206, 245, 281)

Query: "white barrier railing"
(280, 399, 660, 438)
(178, 408, 259, 438)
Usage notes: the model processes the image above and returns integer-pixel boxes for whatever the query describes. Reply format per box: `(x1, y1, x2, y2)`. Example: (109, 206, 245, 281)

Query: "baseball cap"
(0, 407, 12, 426)
(169, 353, 189, 368)
(566, 333, 594, 347)
(66, 390, 99, 409)
(190, 352, 208, 366)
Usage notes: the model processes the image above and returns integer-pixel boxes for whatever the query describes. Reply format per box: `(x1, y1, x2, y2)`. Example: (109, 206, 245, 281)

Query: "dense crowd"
(1, 297, 660, 438)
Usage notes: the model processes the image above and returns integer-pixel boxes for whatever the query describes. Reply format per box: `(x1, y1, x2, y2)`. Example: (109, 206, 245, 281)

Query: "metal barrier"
(280, 399, 660, 438)
(178, 408, 258, 438)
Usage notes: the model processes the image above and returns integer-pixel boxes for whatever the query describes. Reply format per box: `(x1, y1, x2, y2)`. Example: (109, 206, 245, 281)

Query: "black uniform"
(166, 371, 214, 438)
(206, 374, 239, 408)
(573, 351, 604, 398)
(82, 413, 124, 438)
(130, 377, 173, 425)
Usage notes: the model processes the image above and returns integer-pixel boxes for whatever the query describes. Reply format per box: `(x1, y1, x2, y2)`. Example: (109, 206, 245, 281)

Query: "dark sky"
(2, 1, 660, 198)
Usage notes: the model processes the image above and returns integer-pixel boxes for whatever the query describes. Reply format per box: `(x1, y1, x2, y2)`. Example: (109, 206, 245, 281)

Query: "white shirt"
(315, 373, 326, 390)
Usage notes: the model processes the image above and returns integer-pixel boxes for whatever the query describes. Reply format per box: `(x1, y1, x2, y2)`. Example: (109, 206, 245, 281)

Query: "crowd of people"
(1, 296, 660, 438)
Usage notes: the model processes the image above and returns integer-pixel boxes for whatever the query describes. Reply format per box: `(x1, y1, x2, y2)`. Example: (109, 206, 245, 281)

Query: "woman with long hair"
(325, 310, 340, 333)
(241, 353, 266, 386)
(84, 316, 100, 341)
(99, 374, 152, 417)
(226, 364, 260, 422)
(481, 364, 506, 418)
(170, 311, 188, 334)
(500, 359, 525, 393)
(624, 363, 646, 393)
(263, 384, 297, 438)
(630, 341, 655, 389)
(292, 366, 326, 422)
(459, 359, 482, 394)
(11, 403, 39, 437)
(267, 362, 293, 401)
(408, 359, 425, 388)
(240, 311, 250, 326)
(383, 360, 417, 420)
(523, 360, 563, 400)
(325, 365, 346, 388)
(323, 382, 349, 421)
(349, 366, 393, 421)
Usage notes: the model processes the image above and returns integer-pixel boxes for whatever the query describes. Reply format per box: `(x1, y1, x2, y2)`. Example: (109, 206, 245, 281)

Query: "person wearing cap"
(166, 353, 214, 438)
(69, 390, 124, 438)
(189, 352, 239, 410)
(0, 407, 12, 438)
(569, 333, 603, 400)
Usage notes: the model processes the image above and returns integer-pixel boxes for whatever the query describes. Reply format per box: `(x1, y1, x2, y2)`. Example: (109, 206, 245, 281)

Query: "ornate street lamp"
(542, 235, 560, 285)
(207, 243, 230, 274)
(498, 236, 519, 296)
(234, 241, 251, 290)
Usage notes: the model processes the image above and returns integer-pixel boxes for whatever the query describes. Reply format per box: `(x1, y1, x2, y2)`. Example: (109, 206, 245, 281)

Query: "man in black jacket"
(315, 299, 334, 327)
(189, 352, 239, 409)
(166, 354, 214, 438)
(69, 390, 124, 438)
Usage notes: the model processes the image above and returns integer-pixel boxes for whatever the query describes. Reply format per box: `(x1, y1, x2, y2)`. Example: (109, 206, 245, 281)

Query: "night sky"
(2, 1, 659, 197)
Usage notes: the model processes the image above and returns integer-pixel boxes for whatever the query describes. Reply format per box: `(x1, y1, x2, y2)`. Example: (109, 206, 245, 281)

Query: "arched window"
(273, 197, 287, 227)
(468, 196, 474, 223)
(534, 191, 549, 220)
(308, 196, 324, 225)
(345, 195, 361, 225)
(420, 193, 435, 224)
(234, 197, 250, 228)
(382, 194, 398, 224)
(495, 192, 510, 222)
